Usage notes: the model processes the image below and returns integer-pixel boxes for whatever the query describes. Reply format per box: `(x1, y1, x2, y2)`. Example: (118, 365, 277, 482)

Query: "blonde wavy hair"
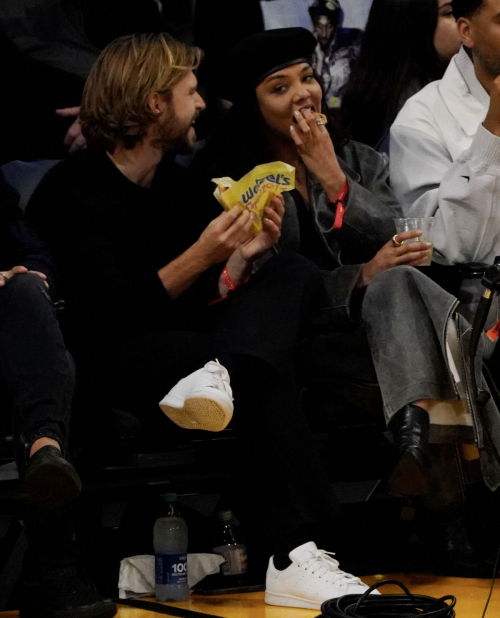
(80, 33, 203, 152)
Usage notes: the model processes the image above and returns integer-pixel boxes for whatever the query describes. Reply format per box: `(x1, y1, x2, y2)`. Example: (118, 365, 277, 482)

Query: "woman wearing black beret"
(191, 27, 498, 595)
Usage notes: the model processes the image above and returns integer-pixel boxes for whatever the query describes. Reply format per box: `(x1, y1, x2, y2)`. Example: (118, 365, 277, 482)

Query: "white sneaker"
(159, 360, 233, 432)
(265, 541, 379, 610)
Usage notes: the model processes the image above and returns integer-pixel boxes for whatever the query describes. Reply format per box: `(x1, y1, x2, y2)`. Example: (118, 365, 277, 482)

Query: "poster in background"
(260, 0, 373, 107)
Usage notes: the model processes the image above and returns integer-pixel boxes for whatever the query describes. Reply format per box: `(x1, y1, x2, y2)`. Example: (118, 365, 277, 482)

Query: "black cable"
(481, 536, 500, 618)
(319, 579, 456, 618)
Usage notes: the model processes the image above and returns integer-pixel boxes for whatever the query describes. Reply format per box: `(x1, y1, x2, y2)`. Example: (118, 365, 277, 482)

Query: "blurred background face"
(313, 15, 339, 50)
(433, 0, 461, 62)
(255, 63, 323, 141)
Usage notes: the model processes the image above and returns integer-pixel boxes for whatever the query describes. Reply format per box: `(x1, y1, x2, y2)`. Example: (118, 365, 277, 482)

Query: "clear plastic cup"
(393, 217, 435, 266)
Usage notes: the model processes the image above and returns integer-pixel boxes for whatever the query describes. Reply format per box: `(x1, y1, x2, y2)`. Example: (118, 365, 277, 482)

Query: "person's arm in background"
(55, 107, 86, 153)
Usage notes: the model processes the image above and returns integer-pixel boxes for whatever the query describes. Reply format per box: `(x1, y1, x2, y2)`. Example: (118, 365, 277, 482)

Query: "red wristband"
(222, 265, 249, 292)
(329, 180, 349, 230)
(209, 266, 250, 306)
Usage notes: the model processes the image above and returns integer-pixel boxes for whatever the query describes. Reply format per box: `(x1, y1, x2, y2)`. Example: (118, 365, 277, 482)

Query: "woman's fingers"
(289, 125, 304, 147)
(270, 195, 285, 216)
(393, 229, 424, 244)
(294, 110, 311, 134)
(302, 107, 324, 133)
(395, 240, 432, 255)
(264, 206, 282, 227)
(291, 110, 314, 148)
(262, 218, 280, 238)
(233, 224, 255, 247)
(396, 249, 430, 265)
(408, 258, 430, 267)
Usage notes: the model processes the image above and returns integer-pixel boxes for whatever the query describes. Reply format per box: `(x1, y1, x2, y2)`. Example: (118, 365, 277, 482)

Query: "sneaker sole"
(161, 397, 232, 432)
(265, 591, 321, 610)
(20, 459, 82, 510)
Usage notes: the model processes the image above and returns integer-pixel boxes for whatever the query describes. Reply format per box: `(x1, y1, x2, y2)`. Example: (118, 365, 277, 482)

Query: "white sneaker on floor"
(265, 541, 379, 610)
(159, 360, 233, 432)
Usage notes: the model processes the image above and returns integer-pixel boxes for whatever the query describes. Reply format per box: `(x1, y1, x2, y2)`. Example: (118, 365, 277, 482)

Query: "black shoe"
(20, 445, 82, 510)
(388, 405, 430, 496)
(19, 566, 117, 618)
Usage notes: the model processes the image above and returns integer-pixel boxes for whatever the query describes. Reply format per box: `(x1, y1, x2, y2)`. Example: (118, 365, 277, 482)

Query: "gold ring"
(315, 118, 325, 126)
(392, 234, 402, 247)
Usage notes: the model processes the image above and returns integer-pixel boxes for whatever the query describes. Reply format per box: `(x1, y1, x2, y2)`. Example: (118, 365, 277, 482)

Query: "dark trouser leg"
(361, 266, 458, 424)
(105, 254, 341, 555)
(0, 274, 74, 471)
(215, 254, 341, 551)
(299, 326, 382, 416)
(105, 330, 214, 424)
(228, 359, 342, 557)
(22, 506, 76, 574)
(213, 253, 324, 370)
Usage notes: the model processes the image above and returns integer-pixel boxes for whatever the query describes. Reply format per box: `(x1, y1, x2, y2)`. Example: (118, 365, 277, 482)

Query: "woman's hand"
(0, 266, 48, 287)
(290, 108, 346, 198)
(218, 196, 284, 298)
(358, 230, 432, 288)
(239, 195, 284, 263)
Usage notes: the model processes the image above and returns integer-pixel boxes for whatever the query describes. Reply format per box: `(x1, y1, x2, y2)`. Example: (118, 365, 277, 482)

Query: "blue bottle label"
(155, 553, 188, 585)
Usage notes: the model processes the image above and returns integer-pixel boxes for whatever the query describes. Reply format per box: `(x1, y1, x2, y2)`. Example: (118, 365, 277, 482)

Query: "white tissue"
(118, 553, 226, 599)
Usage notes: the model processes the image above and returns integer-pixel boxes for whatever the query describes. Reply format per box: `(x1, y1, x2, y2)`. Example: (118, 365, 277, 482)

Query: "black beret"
(309, 0, 341, 21)
(219, 27, 317, 103)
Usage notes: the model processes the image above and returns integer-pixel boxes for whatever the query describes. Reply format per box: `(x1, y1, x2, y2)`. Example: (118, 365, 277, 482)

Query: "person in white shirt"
(390, 0, 500, 265)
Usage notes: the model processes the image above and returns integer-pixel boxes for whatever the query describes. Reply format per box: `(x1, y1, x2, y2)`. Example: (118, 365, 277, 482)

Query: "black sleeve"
(27, 178, 178, 341)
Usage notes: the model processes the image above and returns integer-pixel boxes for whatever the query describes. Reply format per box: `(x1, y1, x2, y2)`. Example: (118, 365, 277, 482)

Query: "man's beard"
(475, 46, 500, 81)
(151, 109, 196, 155)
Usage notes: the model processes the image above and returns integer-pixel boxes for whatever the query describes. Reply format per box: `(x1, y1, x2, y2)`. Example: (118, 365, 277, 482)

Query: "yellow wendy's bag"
(212, 162, 296, 235)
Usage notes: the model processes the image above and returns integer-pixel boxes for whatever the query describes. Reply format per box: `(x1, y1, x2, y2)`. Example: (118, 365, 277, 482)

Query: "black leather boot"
(388, 404, 430, 496)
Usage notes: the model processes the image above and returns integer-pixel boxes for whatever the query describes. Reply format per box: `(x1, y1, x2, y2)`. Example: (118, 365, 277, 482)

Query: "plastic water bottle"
(212, 510, 248, 576)
(154, 493, 189, 601)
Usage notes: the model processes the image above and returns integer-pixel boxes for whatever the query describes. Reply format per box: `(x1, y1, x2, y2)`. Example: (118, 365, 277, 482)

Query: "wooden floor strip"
(1, 573, 498, 618)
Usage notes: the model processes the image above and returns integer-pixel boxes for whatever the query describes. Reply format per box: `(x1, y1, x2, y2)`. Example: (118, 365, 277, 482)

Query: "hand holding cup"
(359, 227, 433, 287)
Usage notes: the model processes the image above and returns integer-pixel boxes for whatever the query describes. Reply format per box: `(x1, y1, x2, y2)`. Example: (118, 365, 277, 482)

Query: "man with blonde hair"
(27, 32, 356, 600)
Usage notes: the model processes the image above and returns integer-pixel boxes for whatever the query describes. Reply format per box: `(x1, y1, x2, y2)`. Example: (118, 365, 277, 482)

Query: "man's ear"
(456, 17, 475, 49)
(147, 92, 167, 116)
